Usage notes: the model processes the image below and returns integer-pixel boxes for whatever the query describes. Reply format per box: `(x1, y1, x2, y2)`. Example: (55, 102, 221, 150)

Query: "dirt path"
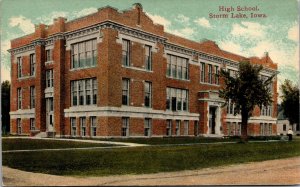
(3, 156, 300, 186)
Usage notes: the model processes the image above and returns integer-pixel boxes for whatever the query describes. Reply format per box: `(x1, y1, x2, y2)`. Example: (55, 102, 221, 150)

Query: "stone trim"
(10, 109, 35, 119)
(64, 106, 199, 120)
(8, 20, 277, 75)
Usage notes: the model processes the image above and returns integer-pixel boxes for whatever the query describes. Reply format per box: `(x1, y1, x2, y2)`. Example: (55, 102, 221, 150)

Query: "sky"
(0, 0, 299, 92)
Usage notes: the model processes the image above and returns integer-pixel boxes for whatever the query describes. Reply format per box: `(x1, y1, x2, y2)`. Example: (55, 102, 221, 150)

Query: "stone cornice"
(7, 20, 278, 75)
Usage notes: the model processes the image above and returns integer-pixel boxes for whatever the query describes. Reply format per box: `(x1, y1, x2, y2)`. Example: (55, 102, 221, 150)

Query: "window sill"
(200, 82, 220, 86)
(18, 75, 35, 80)
(122, 65, 153, 73)
(45, 60, 54, 64)
(166, 76, 190, 82)
(70, 66, 97, 71)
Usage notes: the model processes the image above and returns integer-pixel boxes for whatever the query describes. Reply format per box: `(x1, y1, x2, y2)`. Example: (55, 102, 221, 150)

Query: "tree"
(219, 61, 274, 141)
(280, 79, 299, 126)
(1, 80, 10, 134)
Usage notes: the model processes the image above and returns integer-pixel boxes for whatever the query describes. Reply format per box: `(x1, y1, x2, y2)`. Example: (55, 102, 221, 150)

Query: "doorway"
(209, 107, 216, 134)
(46, 97, 54, 132)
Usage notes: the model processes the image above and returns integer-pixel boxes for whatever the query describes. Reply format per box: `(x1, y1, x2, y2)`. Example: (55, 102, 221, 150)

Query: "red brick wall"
(9, 4, 278, 137)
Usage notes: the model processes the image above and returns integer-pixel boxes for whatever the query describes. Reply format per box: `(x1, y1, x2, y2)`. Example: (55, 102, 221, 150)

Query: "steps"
(34, 132, 47, 138)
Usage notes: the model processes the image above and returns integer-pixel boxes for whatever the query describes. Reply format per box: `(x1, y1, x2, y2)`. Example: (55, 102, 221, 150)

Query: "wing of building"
(8, 3, 278, 138)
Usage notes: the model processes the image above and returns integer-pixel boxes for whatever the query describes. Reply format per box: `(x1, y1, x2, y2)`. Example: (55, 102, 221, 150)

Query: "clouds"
(146, 13, 171, 28)
(9, 16, 35, 34)
(36, 8, 98, 25)
(231, 21, 267, 39)
(219, 40, 243, 55)
(287, 23, 299, 42)
(175, 14, 190, 23)
(194, 17, 212, 28)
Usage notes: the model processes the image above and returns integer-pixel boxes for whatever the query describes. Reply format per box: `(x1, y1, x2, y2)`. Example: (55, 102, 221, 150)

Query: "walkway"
(3, 156, 300, 186)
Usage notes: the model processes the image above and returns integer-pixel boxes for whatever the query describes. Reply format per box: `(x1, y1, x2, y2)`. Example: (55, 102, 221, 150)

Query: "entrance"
(46, 98, 54, 132)
(209, 107, 216, 134)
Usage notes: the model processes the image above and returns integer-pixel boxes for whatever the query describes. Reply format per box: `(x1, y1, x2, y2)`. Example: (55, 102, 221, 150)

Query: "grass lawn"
(2, 138, 117, 151)
(3, 140, 300, 176)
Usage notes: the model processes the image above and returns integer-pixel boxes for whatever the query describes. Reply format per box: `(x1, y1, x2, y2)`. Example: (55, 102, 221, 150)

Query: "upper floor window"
(46, 69, 54, 88)
(17, 57, 22, 78)
(17, 88, 22, 110)
(144, 81, 152, 108)
(122, 39, 130, 66)
(30, 86, 35, 109)
(260, 105, 272, 116)
(228, 69, 238, 78)
(145, 45, 152, 71)
(215, 66, 219, 85)
(71, 78, 97, 106)
(46, 49, 53, 62)
(122, 78, 130, 105)
(166, 54, 188, 80)
(200, 62, 205, 82)
(208, 64, 212, 84)
(166, 87, 188, 111)
(71, 39, 97, 69)
(30, 54, 36, 76)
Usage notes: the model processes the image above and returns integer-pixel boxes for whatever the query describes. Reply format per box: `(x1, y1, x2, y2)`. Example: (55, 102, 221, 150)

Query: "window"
(144, 118, 152, 137)
(30, 118, 35, 130)
(90, 116, 97, 137)
(260, 105, 272, 116)
(46, 69, 54, 88)
(166, 54, 188, 80)
(260, 123, 264, 135)
(269, 123, 272, 135)
(122, 117, 129, 136)
(166, 87, 188, 111)
(227, 99, 235, 115)
(30, 86, 35, 109)
(176, 120, 180, 136)
(46, 49, 53, 62)
(145, 45, 152, 70)
(166, 119, 172, 136)
(208, 64, 212, 84)
(184, 121, 189, 135)
(17, 88, 22, 110)
(71, 118, 76, 137)
(17, 57, 22, 78)
(215, 66, 219, 85)
(71, 39, 97, 69)
(17, 118, 22, 134)
(122, 39, 130, 66)
(167, 55, 171, 77)
(80, 117, 86, 137)
(71, 78, 97, 106)
(30, 54, 36, 76)
(122, 78, 130, 105)
(144, 81, 152, 107)
(227, 122, 232, 136)
(200, 62, 205, 82)
(283, 124, 286, 131)
(237, 122, 241, 135)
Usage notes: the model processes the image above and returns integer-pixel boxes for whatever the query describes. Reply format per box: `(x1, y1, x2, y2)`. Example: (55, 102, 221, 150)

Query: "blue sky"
(1, 0, 299, 90)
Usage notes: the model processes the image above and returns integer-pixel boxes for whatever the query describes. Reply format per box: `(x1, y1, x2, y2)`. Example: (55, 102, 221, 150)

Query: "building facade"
(9, 4, 278, 138)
